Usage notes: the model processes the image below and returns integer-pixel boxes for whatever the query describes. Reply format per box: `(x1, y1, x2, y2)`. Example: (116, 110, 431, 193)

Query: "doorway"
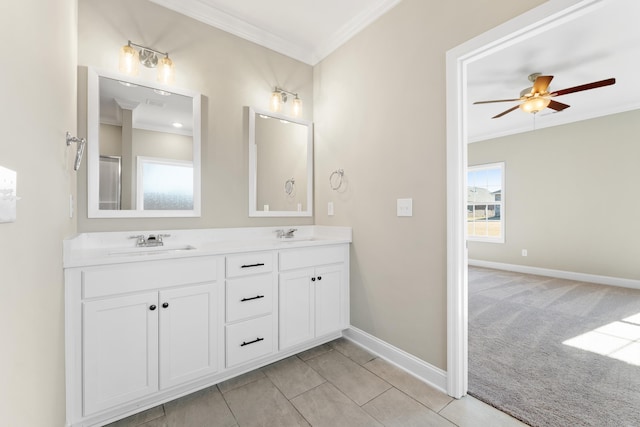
(445, 0, 613, 398)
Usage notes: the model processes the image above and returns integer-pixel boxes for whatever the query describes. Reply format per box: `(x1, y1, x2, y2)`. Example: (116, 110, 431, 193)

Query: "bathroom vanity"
(63, 226, 351, 427)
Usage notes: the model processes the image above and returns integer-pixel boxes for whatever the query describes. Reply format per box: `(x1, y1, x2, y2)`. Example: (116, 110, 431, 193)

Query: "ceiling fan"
(474, 73, 616, 119)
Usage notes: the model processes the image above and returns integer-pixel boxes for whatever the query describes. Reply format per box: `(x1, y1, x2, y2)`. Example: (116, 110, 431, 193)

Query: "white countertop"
(63, 226, 352, 268)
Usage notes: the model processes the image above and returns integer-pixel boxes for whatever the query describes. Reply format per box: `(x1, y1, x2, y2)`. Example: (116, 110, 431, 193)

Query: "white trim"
(469, 259, 640, 290)
(312, 0, 403, 64)
(446, 0, 606, 399)
(344, 326, 447, 393)
(149, 0, 401, 66)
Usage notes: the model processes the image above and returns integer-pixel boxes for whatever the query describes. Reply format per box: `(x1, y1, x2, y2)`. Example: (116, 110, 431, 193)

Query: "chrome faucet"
(129, 233, 171, 247)
(275, 228, 297, 239)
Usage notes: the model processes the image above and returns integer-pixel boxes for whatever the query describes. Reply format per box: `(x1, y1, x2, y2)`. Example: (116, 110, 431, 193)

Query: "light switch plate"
(397, 198, 413, 217)
(0, 166, 18, 223)
(328, 202, 334, 216)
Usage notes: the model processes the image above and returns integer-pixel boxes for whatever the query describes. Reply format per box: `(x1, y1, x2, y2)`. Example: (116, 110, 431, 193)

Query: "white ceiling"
(149, 0, 402, 65)
(145, 0, 639, 142)
(467, 0, 640, 142)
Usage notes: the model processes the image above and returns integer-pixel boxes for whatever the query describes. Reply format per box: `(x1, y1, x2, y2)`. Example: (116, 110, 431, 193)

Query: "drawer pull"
(241, 295, 265, 302)
(241, 263, 265, 269)
(240, 337, 264, 347)
(149, 305, 157, 311)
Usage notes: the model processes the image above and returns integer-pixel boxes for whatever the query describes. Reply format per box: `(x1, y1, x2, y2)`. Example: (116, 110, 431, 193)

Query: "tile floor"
(107, 338, 528, 427)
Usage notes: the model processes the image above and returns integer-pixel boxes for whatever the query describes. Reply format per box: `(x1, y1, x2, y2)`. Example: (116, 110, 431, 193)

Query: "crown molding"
(312, 0, 402, 64)
(150, 0, 402, 66)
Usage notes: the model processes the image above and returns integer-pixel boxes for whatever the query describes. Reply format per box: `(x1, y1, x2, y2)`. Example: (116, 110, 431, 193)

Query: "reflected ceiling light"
(519, 95, 551, 114)
(119, 40, 175, 84)
(172, 122, 183, 128)
(270, 86, 302, 117)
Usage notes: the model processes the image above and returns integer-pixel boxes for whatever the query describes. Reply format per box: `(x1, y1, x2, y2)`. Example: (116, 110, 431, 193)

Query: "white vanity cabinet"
(278, 245, 349, 350)
(64, 227, 351, 427)
(225, 251, 278, 368)
(65, 256, 223, 423)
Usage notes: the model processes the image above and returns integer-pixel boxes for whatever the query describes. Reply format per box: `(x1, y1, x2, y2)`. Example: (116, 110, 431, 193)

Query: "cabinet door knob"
(311, 277, 316, 282)
(162, 302, 169, 308)
(149, 305, 157, 311)
(317, 276, 322, 281)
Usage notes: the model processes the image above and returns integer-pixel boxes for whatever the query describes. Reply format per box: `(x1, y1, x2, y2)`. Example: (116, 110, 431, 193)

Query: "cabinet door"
(83, 292, 159, 415)
(279, 269, 314, 350)
(314, 265, 344, 337)
(159, 283, 218, 389)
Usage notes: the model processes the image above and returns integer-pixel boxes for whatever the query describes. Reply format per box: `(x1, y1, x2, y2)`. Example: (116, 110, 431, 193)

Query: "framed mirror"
(86, 67, 201, 218)
(249, 107, 313, 217)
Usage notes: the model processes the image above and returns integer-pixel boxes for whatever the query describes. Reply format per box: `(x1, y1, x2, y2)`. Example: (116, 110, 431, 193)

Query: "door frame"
(444, 0, 607, 398)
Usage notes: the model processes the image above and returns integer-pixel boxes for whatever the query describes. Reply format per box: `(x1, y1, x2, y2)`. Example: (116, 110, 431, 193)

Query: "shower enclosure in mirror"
(86, 67, 201, 217)
(248, 107, 313, 217)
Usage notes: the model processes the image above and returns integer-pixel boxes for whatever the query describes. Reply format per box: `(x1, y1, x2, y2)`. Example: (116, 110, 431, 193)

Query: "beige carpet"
(468, 266, 640, 427)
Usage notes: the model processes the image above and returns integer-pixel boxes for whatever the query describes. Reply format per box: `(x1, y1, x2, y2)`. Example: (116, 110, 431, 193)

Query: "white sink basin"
(109, 245, 198, 256)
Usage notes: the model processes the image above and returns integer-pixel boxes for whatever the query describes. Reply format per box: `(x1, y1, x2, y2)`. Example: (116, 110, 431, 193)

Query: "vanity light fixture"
(270, 87, 303, 117)
(119, 40, 175, 84)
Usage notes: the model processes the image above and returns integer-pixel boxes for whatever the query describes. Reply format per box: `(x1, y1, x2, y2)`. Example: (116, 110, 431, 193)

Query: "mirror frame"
(86, 67, 202, 218)
(248, 106, 313, 217)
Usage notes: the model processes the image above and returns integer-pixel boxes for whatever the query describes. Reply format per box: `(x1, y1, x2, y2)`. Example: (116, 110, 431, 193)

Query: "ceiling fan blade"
(547, 100, 570, 111)
(532, 75, 553, 94)
(492, 105, 520, 119)
(550, 78, 616, 97)
(473, 98, 521, 105)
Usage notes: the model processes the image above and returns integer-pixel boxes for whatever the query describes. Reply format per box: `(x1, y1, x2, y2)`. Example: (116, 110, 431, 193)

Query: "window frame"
(467, 161, 505, 243)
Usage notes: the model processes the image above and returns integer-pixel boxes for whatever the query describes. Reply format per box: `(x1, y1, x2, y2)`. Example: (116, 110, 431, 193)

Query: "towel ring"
(284, 178, 295, 196)
(329, 169, 344, 191)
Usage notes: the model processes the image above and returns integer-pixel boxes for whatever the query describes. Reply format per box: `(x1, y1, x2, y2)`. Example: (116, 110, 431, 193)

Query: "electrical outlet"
(397, 198, 413, 217)
(328, 202, 334, 216)
(522, 249, 528, 257)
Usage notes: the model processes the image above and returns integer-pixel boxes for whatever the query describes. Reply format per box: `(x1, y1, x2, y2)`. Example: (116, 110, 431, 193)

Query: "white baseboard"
(469, 259, 640, 290)
(343, 326, 448, 394)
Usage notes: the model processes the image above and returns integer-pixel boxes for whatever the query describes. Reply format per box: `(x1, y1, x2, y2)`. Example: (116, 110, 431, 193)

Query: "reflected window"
(137, 157, 193, 210)
(467, 162, 504, 242)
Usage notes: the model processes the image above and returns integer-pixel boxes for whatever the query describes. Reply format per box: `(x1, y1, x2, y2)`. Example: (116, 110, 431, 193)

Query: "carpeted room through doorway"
(468, 266, 640, 427)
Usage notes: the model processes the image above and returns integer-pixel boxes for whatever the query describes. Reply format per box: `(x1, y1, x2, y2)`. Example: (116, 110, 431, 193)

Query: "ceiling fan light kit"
(474, 73, 616, 119)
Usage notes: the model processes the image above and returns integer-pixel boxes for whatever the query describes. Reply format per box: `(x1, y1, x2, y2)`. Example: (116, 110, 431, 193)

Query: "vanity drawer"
(226, 251, 273, 278)
(226, 315, 274, 367)
(82, 257, 219, 299)
(279, 245, 346, 271)
(226, 275, 273, 323)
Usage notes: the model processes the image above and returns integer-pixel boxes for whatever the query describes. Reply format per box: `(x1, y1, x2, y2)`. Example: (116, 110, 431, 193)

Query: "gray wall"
(468, 109, 640, 281)
(77, 0, 315, 231)
(0, 0, 77, 425)
(313, 0, 546, 369)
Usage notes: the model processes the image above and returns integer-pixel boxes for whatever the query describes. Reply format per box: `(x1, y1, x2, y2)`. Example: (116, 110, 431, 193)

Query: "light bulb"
(292, 97, 303, 117)
(119, 44, 139, 76)
(270, 91, 283, 113)
(157, 56, 175, 85)
(520, 96, 550, 113)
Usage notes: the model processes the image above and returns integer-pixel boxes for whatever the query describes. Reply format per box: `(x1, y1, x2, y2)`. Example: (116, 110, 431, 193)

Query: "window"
(137, 157, 194, 210)
(467, 162, 504, 242)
